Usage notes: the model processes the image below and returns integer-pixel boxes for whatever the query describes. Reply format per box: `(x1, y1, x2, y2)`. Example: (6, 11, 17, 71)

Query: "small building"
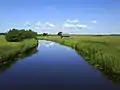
(61, 33, 70, 38)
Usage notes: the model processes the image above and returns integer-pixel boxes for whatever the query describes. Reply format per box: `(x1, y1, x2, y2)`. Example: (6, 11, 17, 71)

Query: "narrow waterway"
(0, 40, 120, 90)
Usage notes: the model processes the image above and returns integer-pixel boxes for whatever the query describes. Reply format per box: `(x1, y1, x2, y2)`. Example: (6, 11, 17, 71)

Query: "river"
(0, 40, 120, 90)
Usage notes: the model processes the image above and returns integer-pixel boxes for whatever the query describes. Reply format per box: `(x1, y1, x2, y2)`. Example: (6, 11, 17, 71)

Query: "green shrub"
(0, 39, 38, 66)
(5, 29, 37, 42)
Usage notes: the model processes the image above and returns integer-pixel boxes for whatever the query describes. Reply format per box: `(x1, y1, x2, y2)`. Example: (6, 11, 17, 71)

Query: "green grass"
(37, 35, 120, 82)
(0, 35, 38, 64)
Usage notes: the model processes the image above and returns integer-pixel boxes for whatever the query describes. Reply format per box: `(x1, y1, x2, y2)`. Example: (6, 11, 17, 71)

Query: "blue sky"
(0, 0, 120, 34)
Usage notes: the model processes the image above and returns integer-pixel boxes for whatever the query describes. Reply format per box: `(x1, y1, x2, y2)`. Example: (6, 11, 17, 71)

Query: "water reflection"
(39, 40, 120, 84)
(0, 40, 120, 90)
(44, 42, 55, 47)
(0, 59, 17, 73)
(20, 47, 38, 59)
(0, 47, 38, 73)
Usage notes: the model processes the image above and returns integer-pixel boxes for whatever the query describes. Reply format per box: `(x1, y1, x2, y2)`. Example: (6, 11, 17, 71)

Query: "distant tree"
(5, 29, 21, 42)
(0, 33, 6, 35)
(5, 29, 37, 42)
(42, 33, 48, 36)
(57, 32, 62, 36)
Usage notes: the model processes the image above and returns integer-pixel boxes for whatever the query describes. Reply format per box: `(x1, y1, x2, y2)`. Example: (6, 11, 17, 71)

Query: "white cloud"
(63, 22, 87, 29)
(66, 19, 79, 23)
(34, 22, 55, 32)
(63, 23, 76, 28)
(76, 24, 87, 28)
(62, 19, 87, 30)
(33, 20, 88, 34)
(34, 22, 42, 32)
(92, 20, 97, 23)
(45, 22, 55, 27)
(24, 22, 31, 26)
(36, 22, 41, 26)
(45, 42, 55, 47)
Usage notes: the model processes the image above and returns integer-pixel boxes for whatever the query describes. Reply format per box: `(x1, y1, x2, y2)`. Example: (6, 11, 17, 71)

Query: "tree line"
(38, 32, 63, 36)
(0, 33, 6, 35)
(5, 29, 37, 42)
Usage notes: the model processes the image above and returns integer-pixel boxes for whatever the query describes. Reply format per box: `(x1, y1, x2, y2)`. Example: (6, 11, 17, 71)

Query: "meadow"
(38, 35, 120, 82)
(0, 35, 38, 65)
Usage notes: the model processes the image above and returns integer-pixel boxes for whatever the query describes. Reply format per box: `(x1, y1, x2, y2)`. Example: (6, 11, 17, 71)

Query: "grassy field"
(38, 35, 120, 82)
(0, 35, 38, 64)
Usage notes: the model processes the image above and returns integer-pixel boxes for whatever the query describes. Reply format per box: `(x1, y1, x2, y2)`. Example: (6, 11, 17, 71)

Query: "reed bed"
(38, 35, 120, 82)
(0, 36, 38, 66)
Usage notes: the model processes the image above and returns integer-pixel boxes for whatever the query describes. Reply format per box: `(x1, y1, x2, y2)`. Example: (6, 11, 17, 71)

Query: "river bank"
(0, 35, 38, 65)
(1, 40, 120, 90)
(37, 36, 120, 83)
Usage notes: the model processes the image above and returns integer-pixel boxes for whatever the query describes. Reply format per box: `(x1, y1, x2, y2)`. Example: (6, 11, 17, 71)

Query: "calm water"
(0, 40, 120, 90)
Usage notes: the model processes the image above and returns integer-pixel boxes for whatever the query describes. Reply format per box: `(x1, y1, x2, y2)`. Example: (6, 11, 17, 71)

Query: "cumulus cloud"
(66, 19, 79, 23)
(45, 22, 55, 27)
(92, 20, 97, 23)
(62, 22, 87, 30)
(36, 22, 41, 26)
(76, 24, 87, 28)
(24, 22, 31, 26)
(34, 22, 42, 32)
(45, 42, 55, 47)
(33, 19, 88, 33)
(62, 19, 87, 30)
(34, 22, 55, 32)
(63, 23, 76, 28)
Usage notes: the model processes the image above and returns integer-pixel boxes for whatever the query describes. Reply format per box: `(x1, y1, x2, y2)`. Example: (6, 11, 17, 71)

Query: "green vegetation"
(0, 33, 6, 35)
(0, 28, 38, 69)
(37, 35, 120, 83)
(5, 29, 37, 42)
(38, 33, 49, 36)
(0, 35, 38, 63)
(0, 42, 38, 73)
(57, 32, 62, 36)
(42, 33, 48, 36)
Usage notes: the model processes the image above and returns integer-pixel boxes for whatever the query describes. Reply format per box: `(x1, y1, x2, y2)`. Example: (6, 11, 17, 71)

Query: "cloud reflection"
(44, 42, 55, 47)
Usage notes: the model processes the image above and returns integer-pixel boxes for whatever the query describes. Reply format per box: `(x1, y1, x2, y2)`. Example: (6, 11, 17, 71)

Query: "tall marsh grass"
(0, 37, 38, 66)
(38, 36, 120, 83)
